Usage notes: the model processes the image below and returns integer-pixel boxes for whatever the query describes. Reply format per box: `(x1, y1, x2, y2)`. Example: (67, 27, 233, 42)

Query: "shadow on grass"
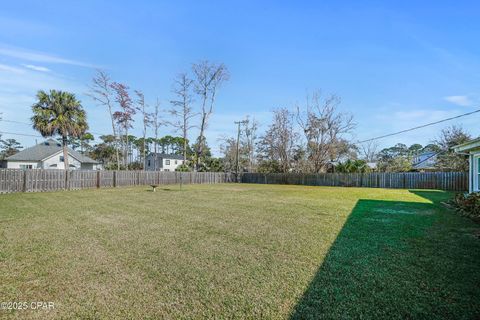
(145, 187, 183, 192)
(290, 190, 480, 319)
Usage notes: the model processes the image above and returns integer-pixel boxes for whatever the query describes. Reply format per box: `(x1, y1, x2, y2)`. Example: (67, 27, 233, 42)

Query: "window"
(165, 160, 170, 165)
(148, 160, 151, 167)
(60, 156, 64, 162)
(164, 169, 170, 172)
(175, 160, 178, 165)
(20, 165, 33, 169)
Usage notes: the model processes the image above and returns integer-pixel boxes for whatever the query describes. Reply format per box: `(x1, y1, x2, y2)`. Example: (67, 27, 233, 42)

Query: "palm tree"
(31, 90, 88, 170)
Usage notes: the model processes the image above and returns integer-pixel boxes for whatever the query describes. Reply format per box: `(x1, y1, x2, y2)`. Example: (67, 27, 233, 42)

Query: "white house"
(0, 139, 101, 170)
(145, 153, 185, 171)
(453, 137, 480, 193)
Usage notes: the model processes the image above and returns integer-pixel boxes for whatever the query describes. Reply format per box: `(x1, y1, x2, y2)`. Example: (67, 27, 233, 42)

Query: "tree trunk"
(183, 135, 187, 163)
(108, 106, 120, 170)
(154, 138, 157, 171)
(125, 129, 129, 170)
(183, 116, 188, 163)
(143, 139, 146, 170)
(196, 115, 207, 171)
(62, 136, 70, 170)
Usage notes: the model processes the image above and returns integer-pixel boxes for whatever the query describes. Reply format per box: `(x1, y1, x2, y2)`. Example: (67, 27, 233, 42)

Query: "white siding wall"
(42, 152, 82, 169)
(161, 159, 184, 171)
(6, 161, 41, 169)
(145, 155, 184, 171)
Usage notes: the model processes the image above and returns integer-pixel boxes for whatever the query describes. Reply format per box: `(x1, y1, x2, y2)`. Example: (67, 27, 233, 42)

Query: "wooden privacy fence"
(241, 172, 468, 191)
(0, 170, 468, 193)
(0, 169, 235, 193)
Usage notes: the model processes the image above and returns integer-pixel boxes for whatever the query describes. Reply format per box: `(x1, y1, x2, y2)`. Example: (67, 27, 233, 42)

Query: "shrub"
(175, 164, 191, 172)
(450, 192, 480, 220)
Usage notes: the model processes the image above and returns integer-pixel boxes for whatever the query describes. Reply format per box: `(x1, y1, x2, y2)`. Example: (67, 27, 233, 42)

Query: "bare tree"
(360, 140, 378, 162)
(242, 116, 258, 172)
(152, 98, 162, 171)
(257, 108, 298, 173)
(88, 70, 120, 169)
(135, 90, 152, 170)
(296, 91, 355, 173)
(111, 82, 135, 169)
(192, 60, 229, 169)
(169, 73, 197, 162)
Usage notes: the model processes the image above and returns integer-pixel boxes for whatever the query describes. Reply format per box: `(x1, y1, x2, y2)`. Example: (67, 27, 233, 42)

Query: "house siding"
(42, 151, 82, 169)
(5, 161, 41, 169)
(145, 154, 184, 171)
(161, 158, 184, 171)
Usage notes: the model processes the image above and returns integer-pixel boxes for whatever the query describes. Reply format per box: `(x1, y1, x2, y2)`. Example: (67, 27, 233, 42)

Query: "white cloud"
(444, 95, 473, 107)
(0, 63, 26, 74)
(22, 64, 50, 72)
(0, 44, 96, 68)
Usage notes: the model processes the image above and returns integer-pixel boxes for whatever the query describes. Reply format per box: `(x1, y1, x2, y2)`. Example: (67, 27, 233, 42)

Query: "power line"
(357, 108, 480, 144)
(0, 119, 29, 125)
(0, 131, 43, 138)
(2, 106, 479, 146)
(0, 119, 110, 137)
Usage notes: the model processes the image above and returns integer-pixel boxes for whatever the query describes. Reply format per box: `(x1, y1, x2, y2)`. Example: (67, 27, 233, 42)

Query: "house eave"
(453, 138, 480, 153)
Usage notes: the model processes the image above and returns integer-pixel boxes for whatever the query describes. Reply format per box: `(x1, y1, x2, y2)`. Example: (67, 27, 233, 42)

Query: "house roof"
(6, 139, 98, 164)
(366, 162, 377, 169)
(147, 153, 184, 160)
(453, 137, 480, 153)
(415, 151, 436, 157)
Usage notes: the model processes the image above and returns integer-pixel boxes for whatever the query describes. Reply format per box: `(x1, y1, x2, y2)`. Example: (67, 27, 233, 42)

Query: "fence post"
(22, 170, 27, 192)
(96, 171, 101, 188)
(113, 171, 117, 187)
(65, 170, 71, 190)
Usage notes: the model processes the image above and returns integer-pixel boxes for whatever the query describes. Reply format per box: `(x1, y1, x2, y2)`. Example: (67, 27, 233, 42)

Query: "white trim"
(41, 150, 83, 163)
(454, 138, 480, 153)
(474, 154, 480, 192)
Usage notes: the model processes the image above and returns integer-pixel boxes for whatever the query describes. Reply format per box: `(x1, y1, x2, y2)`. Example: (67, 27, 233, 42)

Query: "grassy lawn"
(0, 184, 479, 319)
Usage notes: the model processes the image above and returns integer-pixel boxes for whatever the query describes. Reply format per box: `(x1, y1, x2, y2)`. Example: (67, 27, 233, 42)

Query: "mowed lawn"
(1, 184, 479, 319)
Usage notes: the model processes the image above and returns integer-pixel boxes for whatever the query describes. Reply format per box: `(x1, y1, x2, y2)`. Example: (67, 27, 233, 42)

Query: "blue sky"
(0, 1, 479, 155)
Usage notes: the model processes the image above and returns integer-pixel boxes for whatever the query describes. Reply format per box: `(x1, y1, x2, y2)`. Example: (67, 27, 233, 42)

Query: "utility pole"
(234, 120, 247, 182)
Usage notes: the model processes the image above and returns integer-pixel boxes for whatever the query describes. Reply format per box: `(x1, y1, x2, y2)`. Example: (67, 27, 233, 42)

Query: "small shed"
(453, 137, 480, 193)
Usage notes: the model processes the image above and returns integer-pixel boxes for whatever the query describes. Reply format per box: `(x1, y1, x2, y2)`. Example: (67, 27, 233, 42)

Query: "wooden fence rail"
(0, 169, 235, 194)
(241, 172, 468, 192)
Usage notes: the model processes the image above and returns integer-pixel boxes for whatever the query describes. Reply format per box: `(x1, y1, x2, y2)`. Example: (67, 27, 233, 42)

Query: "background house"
(412, 151, 437, 171)
(0, 139, 100, 170)
(454, 138, 480, 193)
(145, 153, 185, 171)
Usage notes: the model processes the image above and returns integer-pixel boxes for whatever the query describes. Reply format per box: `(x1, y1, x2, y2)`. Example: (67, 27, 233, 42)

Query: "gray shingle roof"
(6, 139, 98, 164)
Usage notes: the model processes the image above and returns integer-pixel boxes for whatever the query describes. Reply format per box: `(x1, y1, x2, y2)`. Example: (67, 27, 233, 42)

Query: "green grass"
(0, 184, 479, 319)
